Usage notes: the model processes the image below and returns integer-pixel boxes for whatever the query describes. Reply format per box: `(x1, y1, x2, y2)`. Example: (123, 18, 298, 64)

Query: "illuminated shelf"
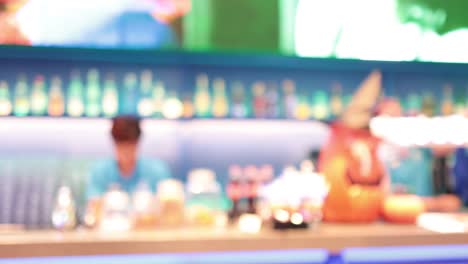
(0, 117, 330, 159)
(0, 117, 329, 135)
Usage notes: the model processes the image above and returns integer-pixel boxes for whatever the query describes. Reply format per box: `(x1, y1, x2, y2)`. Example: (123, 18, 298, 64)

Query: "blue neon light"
(0, 249, 328, 264)
(342, 244, 468, 263)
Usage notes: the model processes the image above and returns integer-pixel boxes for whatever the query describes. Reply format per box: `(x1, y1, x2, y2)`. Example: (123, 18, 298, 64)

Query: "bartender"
(85, 115, 171, 225)
(376, 98, 461, 213)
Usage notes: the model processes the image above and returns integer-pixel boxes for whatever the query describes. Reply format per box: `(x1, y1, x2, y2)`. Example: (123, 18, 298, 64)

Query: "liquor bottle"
(13, 75, 30, 117)
(0, 81, 11, 116)
(152, 81, 166, 118)
(394, 89, 406, 114)
(137, 70, 154, 117)
(312, 90, 329, 120)
(454, 85, 466, 116)
(212, 78, 229, 118)
(182, 92, 194, 118)
(462, 86, 468, 116)
(120, 73, 139, 115)
(85, 69, 101, 117)
(227, 165, 243, 220)
(48, 76, 65, 117)
(282, 79, 298, 119)
(102, 74, 119, 117)
(162, 91, 183, 119)
(421, 92, 436, 117)
(294, 94, 311, 120)
(330, 82, 343, 117)
(193, 73, 211, 118)
(265, 81, 279, 118)
(440, 84, 454, 116)
(67, 70, 84, 117)
(406, 91, 421, 116)
(230, 81, 247, 118)
(30, 75, 48, 116)
(252, 81, 268, 118)
(243, 165, 259, 214)
(51, 186, 76, 230)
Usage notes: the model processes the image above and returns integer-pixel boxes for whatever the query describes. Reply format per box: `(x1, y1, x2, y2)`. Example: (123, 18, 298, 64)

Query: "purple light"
(0, 249, 328, 264)
(342, 244, 468, 263)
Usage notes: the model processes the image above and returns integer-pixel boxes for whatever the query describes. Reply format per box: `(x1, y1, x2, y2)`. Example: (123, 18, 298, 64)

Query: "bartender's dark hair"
(111, 115, 141, 143)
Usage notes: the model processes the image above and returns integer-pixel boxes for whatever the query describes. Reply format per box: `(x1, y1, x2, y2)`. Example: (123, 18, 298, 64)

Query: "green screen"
(2, 0, 468, 63)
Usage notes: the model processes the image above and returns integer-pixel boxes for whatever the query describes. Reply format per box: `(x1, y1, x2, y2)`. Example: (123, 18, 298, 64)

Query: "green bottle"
(67, 70, 84, 117)
(13, 74, 30, 117)
(464, 86, 468, 115)
(406, 91, 421, 115)
(454, 85, 466, 115)
(138, 70, 154, 117)
(0, 81, 12, 116)
(194, 73, 211, 118)
(312, 90, 329, 120)
(85, 69, 101, 117)
(343, 94, 352, 110)
(30, 75, 48, 116)
(121, 73, 138, 115)
(152, 81, 166, 118)
(102, 74, 119, 118)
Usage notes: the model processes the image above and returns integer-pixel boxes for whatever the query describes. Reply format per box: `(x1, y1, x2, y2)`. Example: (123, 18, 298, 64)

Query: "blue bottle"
(120, 73, 139, 115)
(454, 148, 468, 205)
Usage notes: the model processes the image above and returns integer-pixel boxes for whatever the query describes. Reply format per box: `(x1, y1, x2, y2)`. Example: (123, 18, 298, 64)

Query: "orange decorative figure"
(151, 0, 191, 24)
(0, 0, 30, 45)
(319, 71, 388, 223)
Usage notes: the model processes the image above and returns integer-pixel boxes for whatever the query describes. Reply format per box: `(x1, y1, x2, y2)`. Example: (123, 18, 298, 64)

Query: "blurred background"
(0, 1, 468, 263)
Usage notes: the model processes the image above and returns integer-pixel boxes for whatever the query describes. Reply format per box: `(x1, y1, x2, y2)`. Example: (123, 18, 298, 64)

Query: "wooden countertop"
(0, 223, 467, 258)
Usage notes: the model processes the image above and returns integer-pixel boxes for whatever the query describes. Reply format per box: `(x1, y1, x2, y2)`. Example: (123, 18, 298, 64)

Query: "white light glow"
(290, 212, 303, 225)
(162, 98, 183, 119)
(370, 116, 468, 147)
(238, 214, 262, 234)
(274, 209, 290, 223)
(138, 98, 154, 117)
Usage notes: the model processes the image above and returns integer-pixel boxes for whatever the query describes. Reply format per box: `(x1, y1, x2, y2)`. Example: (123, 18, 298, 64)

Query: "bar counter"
(1, 223, 467, 258)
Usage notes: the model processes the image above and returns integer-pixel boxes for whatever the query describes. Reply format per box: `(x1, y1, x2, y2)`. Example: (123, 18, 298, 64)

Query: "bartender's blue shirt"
(86, 158, 171, 200)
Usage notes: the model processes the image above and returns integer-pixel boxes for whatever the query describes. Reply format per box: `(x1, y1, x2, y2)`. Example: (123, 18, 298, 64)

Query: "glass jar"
(186, 169, 227, 228)
(132, 182, 157, 229)
(156, 179, 185, 227)
(99, 184, 131, 232)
